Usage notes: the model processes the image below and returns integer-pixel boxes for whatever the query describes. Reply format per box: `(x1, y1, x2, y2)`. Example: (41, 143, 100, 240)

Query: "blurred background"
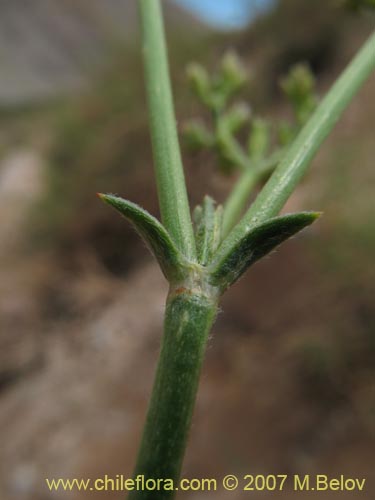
(0, 0, 374, 498)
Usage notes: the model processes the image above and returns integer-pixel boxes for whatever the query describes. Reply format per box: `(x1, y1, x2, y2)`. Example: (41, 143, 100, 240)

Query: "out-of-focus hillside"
(0, 1, 374, 499)
(0, 0, 206, 104)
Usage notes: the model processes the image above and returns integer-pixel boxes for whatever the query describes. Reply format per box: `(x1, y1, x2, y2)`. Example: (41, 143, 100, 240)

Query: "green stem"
(129, 288, 218, 500)
(222, 150, 284, 237)
(216, 120, 250, 171)
(139, 0, 196, 260)
(222, 169, 258, 237)
(217, 30, 375, 262)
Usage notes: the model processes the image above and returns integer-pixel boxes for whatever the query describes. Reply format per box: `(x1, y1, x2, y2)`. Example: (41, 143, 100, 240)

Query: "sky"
(174, 0, 275, 30)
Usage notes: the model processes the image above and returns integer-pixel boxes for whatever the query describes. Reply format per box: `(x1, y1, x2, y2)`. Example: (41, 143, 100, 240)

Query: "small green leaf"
(186, 63, 211, 104)
(221, 102, 251, 136)
(209, 211, 321, 291)
(183, 119, 214, 150)
(280, 64, 317, 125)
(99, 194, 188, 282)
(277, 120, 296, 146)
(194, 196, 223, 265)
(219, 51, 247, 96)
(248, 118, 270, 160)
(281, 64, 315, 105)
(215, 119, 249, 173)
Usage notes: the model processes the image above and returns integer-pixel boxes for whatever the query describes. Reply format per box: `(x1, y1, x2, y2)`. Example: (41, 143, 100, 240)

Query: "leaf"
(98, 194, 188, 282)
(183, 119, 214, 150)
(194, 196, 223, 265)
(186, 62, 211, 104)
(209, 211, 321, 292)
(248, 117, 270, 160)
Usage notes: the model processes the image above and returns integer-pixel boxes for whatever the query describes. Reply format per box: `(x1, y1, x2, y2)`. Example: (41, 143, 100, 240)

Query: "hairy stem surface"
(139, 0, 196, 259)
(129, 288, 218, 500)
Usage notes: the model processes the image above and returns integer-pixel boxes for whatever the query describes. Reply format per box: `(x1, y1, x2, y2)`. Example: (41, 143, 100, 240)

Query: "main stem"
(129, 288, 218, 499)
(132, 4, 218, 497)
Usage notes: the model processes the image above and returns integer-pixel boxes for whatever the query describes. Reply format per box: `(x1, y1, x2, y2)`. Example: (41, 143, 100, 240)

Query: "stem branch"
(222, 149, 284, 236)
(217, 30, 375, 262)
(139, 0, 196, 259)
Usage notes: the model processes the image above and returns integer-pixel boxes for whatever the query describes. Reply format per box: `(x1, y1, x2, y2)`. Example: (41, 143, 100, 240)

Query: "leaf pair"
(99, 193, 320, 294)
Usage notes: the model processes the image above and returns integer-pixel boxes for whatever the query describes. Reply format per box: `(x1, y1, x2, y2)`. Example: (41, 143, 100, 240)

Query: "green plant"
(99, 1, 375, 498)
(184, 56, 318, 237)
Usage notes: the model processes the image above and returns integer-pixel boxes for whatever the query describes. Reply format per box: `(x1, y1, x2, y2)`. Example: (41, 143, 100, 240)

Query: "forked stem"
(128, 3, 375, 498)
